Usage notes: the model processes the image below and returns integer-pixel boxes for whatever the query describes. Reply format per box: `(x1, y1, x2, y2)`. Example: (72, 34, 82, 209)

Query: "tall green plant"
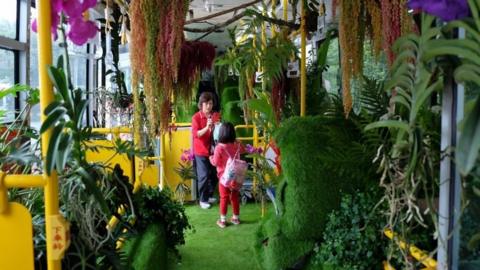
(418, 0, 480, 176)
(364, 14, 443, 266)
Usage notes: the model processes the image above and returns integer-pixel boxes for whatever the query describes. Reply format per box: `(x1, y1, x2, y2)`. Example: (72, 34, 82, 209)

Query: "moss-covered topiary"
(221, 86, 243, 125)
(255, 115, 378, 269)
(123, 223, 168, 270)
(220, 85, 252, 139)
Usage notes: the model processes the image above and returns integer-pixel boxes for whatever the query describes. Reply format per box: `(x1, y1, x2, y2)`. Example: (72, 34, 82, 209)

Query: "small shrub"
(132, 187, 192, 258)
(312, 188, 386, 270)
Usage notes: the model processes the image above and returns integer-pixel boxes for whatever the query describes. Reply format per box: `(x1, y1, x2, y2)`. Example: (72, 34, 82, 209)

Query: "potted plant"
(173, 149, 195, 204)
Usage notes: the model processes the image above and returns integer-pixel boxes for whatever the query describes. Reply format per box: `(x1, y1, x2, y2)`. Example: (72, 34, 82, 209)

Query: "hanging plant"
(176, 41, 216, 101)
(333, 0, 413, 116)
(337, 0, 365, 117)
(380, 0, 413, 65)
(130, 0, 189, 136)
(365, 0, 383, 58)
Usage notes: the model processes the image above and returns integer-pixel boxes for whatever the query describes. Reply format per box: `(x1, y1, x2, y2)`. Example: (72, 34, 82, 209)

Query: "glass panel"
(0, 49, 16, 122)
(459, 84, 480, 269)
(0, 1, 17, 39)
(29, 7, 89, 131)
(323, 38, 339, 93)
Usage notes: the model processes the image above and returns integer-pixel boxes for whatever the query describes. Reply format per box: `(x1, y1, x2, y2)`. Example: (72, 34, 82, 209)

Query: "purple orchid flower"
(408, 0, 470, 21)
(32, 0, 99, 45)
(32, 12, 60, 40)
(62, 0, 97, 18)
(246, 144, 263, 154)
(67, 17, 98, 45)
(180, 149, 194, 163)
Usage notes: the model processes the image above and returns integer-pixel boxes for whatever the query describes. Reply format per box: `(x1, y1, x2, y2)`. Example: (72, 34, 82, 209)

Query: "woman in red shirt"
(191, 92, 221, 209)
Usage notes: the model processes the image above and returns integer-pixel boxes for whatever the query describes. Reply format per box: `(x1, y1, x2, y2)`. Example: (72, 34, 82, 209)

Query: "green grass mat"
(170, 202, 265, 270)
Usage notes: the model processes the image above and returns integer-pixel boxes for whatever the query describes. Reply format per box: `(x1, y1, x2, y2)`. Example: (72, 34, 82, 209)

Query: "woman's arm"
(197, 124, 210, 138)
(192, 113, 211, 138)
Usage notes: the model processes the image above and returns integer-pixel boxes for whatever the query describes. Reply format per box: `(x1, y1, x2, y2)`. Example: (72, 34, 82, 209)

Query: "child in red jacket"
(209, 122, 245, 228)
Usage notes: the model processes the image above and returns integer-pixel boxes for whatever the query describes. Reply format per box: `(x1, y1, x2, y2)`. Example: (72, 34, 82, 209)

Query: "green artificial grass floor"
(169, 202, 265, 270)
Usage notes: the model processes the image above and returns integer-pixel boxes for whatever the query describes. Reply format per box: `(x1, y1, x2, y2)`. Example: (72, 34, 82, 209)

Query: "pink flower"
(62, 0, 97, 18)
(31, 11, 60, 40)
(67, 17, 98, 45)
(31, 0, 98, 45)
(246, 144, 263, 154)
(180, 149, 194, 163)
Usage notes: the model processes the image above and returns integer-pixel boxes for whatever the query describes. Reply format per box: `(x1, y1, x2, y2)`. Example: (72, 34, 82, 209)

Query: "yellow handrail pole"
(384, 229, 437, 269)
(159, 133, 166, 189)
(37, 0, 61, 269)
(283, 0, 288, 21)
(4, 175, 46, 188)
(0, 172, 7, 214)
(300, 0, 307, 116)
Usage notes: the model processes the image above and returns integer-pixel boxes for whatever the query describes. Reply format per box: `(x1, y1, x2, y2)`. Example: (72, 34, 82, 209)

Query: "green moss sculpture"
(123, 223, 168, 270)
(255, 115, 376, 269)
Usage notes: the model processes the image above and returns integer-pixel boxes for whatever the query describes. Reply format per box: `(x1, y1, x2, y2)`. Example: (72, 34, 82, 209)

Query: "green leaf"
(446, 20, 480, 43)
(245, 98, 275, 124)
(48, 66, 73, 112)
(75, 167, 111, 216)
(410, 79, 442, 123)
(44, 101, 64, 115)
(55, 132, 73, 172)
(56, 54, 64, 70)
(392, 95, 411, 111)
(423, 39, 480, 65)
(454, 65, 480, 86)
(467, 232, 480, 251)
(45, 124, 65, 175)
(26, 88, 40, 105)
(0, 84, 30, 99)
(457, 95, 480, 175)
(74, 100, 88, 128)
(40, 108, 67, 134)
(364, 120, 410, 134)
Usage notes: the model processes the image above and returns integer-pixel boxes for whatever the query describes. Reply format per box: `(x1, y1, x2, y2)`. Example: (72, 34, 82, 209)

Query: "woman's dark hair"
(197, 91, 214, 110)
(218, 122, 236, 144)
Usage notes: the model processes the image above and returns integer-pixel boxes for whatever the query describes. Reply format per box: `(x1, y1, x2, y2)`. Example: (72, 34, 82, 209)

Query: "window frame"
(0, 0, 29, 124)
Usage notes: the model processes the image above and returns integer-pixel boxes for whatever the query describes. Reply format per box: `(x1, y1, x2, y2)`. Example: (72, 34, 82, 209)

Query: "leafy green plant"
(312, 188, 386, 270)
(41, 62, 111, 216)
(364, 14, 443, 266)
(246, 145, 281, 213)
(131, 187, 192, 259)
(422, 0, 480, 177)
(173, 149, 195, 204)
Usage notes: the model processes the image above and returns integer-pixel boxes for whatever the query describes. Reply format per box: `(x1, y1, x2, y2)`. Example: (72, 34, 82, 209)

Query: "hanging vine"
(176, 41, 216, 102)
(338, 0, 364, 116)
(333, 0, 413, 116)
(129, 0, 189, 136)
(365, 0, 383, 58)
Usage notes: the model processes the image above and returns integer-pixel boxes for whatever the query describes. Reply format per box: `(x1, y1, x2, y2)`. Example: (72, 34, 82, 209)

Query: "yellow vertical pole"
(261, 6, 267, 91)
(37, 0, 61, 269)
(283, 0, 288, 21)
(159, 133, 166, 189)
(271, 0, 277, 37)
(300, 0, 307, 116)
